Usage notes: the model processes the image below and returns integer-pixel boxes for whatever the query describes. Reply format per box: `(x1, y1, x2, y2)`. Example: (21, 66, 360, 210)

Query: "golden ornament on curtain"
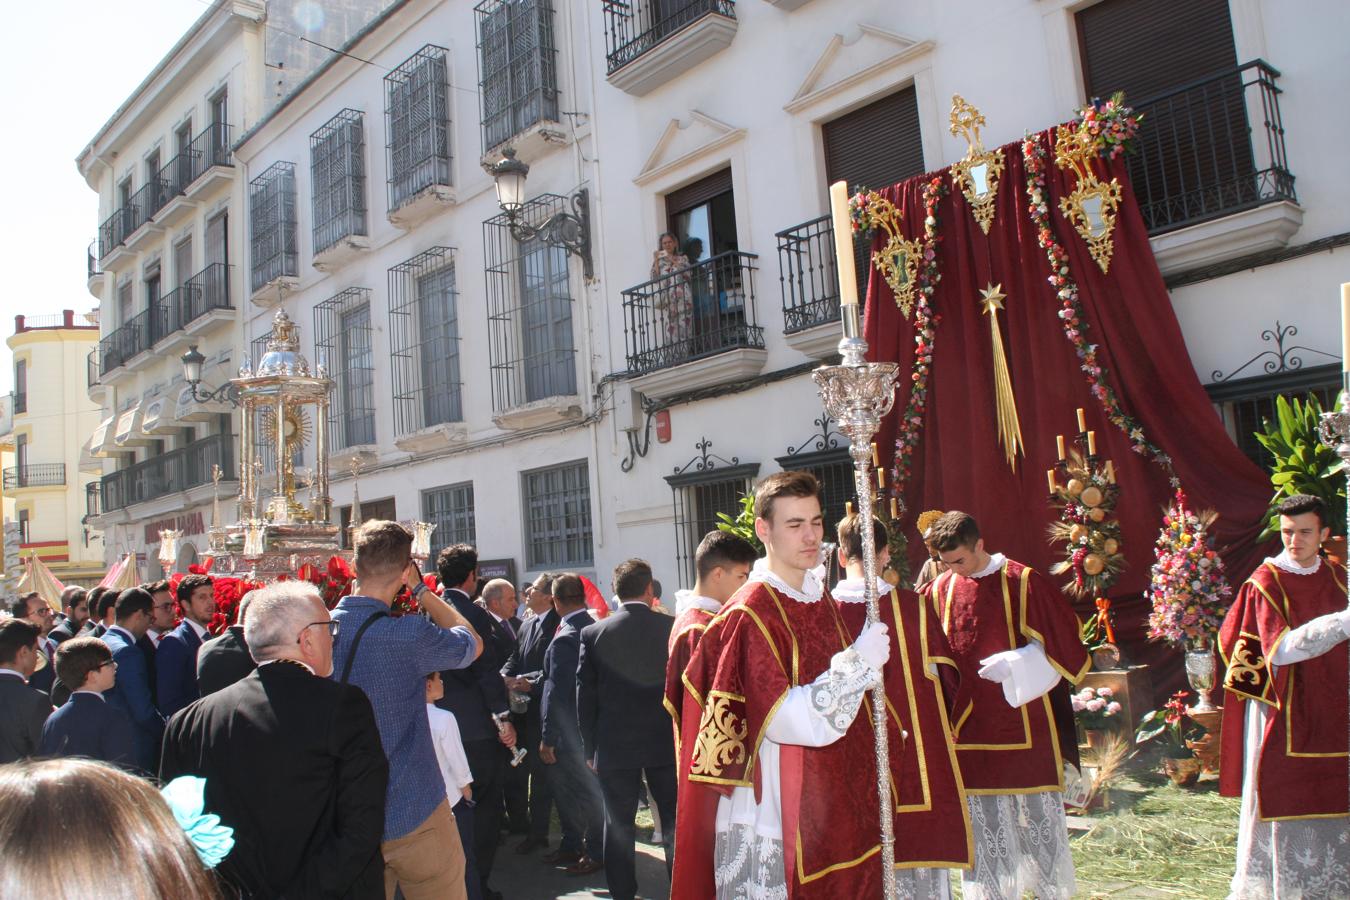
(1054, 123, 1123, 273)
(979, 283, 1024, 468)
(949, 95, 1005, 234)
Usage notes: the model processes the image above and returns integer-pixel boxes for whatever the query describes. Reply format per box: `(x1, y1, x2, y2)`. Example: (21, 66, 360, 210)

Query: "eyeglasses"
(152, 602, 175, 611)
(297, 620, 340, 643)
(96, 660, 118, 671)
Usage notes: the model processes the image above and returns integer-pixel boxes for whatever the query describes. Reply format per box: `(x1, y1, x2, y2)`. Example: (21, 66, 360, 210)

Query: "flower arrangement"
(1146, 489, 1232, 647)
(1072, 92, 1142, 159)
(1135, 691, 1207, 759)
(1021, 133, 1176, 484)
(1072, 685, 1123, 730)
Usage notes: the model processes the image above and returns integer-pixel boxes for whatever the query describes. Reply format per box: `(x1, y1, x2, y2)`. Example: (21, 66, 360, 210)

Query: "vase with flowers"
(1135, 691, 1208, 785)
(1073, 685, 1123, 748)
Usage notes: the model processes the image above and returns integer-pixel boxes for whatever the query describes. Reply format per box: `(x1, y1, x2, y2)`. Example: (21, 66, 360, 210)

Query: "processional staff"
(812, 181, 901, 899)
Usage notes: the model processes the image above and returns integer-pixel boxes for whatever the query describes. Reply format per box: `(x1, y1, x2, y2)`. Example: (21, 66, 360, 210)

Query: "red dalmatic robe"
(927, 558, 1089, 793)
(838, 587, 974, 869)
(664, 603, 716, 761)
(670, 580, 882, 899)
(1218, 560, 1349, 819)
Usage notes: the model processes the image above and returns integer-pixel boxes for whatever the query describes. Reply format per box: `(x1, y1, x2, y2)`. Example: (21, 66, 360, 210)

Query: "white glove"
(852, 621, 891, 670)
(977, 655, 1012, 683)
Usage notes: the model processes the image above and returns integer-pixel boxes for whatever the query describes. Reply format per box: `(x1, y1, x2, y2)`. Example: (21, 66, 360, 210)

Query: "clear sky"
(0, 1, 208, 394)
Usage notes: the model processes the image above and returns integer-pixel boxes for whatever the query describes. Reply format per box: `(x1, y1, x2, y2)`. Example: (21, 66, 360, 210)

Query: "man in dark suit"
(578, 559, 677, 900)
(482, 578, 529, 837)
(197, 589, 259, 697)
(11, 593, 56, 695)
(85, 587, 116, 638)
(161, 581, 388, 900)
(101, 588, 165, 773)
(437, 544, 517, 900)
(157, 572, 215, 718)
(40, 636, 134, 766)
(0, 619, 52, 764)
(540, 573, 603, 875)
(49, 586, 89, 646)
(502, 572, 560, 854)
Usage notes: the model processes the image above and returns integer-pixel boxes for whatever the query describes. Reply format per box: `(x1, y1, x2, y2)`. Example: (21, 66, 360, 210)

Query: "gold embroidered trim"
(689, 690, 749, 779)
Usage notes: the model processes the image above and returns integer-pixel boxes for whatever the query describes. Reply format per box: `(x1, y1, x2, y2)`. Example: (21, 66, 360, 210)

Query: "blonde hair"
(0, 758, 222, 899)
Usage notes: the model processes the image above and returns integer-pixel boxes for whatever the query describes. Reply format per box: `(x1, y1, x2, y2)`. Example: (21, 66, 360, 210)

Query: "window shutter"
(822, 86, 925, 192)
(1077, 0, 1248, 232)
(664, 167, 733, 216)
(822, 86, 925, 306)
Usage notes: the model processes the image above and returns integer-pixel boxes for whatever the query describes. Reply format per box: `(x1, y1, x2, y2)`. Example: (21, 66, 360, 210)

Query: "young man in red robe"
(1219, 493, 1349, 898)
(664, 530, 758, 758)
(670, 471, 891, 899)
(923, 511, 1088, 900)
(834, 513, 973, 898)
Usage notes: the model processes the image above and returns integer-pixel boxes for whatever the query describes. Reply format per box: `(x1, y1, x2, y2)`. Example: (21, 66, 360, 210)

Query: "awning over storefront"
(141, 393, 179, 434)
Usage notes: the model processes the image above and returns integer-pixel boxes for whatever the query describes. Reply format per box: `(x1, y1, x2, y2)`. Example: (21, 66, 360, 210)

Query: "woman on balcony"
(650, 232, 693, 349)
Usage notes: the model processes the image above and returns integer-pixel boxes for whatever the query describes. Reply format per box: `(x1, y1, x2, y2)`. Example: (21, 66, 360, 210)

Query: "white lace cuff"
(765, 647, 877, 747)
(1271, 609, 1350, 665)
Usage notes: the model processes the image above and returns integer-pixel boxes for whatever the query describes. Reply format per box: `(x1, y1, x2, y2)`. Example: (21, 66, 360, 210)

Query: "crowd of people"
(0, 475, 1345, 900)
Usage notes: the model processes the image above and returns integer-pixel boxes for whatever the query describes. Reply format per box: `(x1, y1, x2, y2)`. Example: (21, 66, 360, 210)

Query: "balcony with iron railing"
(11, 389, 25, 415)
(4, 463, 66, 490)
(99, 264, 233, 377)
(602, 0, 737, 95)
(622, 250, 766, 398)
(101, 433, 234, 512)
(85, 481, 102, 520)
(87, 348, 102, 390)
(1134, 60, 1300, 272)
(87, 242, 103, 297)
(95, 125, 234, 264)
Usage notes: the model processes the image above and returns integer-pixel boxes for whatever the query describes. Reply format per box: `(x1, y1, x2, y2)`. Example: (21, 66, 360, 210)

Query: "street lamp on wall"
(490, 147, 593, 280)
(182, 345, 241, 406)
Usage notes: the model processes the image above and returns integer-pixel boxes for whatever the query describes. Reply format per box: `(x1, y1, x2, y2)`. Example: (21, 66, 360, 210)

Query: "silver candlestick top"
(811, 311, 901, 900)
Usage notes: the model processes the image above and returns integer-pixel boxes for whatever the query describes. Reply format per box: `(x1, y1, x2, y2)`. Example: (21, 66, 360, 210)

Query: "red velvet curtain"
(863, 127, 1274, 693)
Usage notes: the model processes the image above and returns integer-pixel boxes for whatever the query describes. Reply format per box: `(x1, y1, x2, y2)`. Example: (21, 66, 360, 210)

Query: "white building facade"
(106, 0, 1347, 590)
(78, 1, 408, 573)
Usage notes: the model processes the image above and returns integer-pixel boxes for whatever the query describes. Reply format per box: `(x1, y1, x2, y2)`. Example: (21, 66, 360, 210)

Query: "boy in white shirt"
(427, 672, 479, 899)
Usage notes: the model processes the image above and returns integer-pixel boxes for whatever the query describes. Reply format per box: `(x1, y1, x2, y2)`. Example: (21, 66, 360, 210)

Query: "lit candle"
(1076, 407, 1087, 432)
(830, 181, 860, 308)
(876, 468, 886, 489)
(1087, 430, 1097, 455)
(1056, 435, 1066, 460)
(890, 497, 898, 518)
(1342, 283, 1350, 372)
(1047, 469, 1057, 494)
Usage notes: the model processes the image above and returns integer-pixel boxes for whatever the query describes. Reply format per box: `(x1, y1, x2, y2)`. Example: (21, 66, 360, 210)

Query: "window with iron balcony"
(386, 45, 453, 219)
(249, 161, 299, 295)
(311, 109, 369, 260)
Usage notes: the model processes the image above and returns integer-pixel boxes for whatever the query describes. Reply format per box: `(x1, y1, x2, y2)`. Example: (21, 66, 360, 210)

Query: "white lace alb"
(971, 553, 1008, 580)
(1268, 550, 1321, 575)
(963, 791, 1075, 900)
(748, 562, 823, 604)
(831, 576, 892, 604)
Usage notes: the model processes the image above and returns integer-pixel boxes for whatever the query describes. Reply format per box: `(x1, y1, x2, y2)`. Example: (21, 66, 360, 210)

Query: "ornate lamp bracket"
(505, 189, 593, 280)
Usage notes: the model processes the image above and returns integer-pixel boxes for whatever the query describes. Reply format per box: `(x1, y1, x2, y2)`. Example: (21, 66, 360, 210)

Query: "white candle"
(1076, 407, 1087, 433)
(830, 181, 860, 307)
(1047, 469, 1057, 494)
(1056, 435, 1066, 460)
(1341, 283, 1350, 372)
(1087, 430, 1097, 455)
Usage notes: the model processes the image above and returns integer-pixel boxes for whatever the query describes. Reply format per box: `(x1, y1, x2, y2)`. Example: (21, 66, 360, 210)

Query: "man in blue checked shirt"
(331, 520, 483, 900)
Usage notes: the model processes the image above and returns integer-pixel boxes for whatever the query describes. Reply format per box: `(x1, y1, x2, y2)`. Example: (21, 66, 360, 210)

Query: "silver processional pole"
(813, 182, 900, 899)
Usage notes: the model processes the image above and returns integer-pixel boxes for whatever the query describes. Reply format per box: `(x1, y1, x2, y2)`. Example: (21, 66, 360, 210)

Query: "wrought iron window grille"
(314, 288, 377, 449)
(249, 161, 299, 292)
(484, 198, 579, 413)
(665, 438, 759, 585)
(389, 247, 464, 435)
(310, 109, 369, 254)
(474, 0, 560, 153)
(422, 481, 477, 547)
(776, 412, 854, 540)
(522, 460, 593, 569)
(1208, 320, 1338, 383)
(385, 45, 452, 211)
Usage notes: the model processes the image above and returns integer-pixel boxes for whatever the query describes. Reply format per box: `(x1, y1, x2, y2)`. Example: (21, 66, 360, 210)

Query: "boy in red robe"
(924, 511, 1088, 900)
(834, 513, 973, 899)
(1219, 493, 1349, 898)
(670, 471, 891, 899)
(664, 530, 758, 757)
